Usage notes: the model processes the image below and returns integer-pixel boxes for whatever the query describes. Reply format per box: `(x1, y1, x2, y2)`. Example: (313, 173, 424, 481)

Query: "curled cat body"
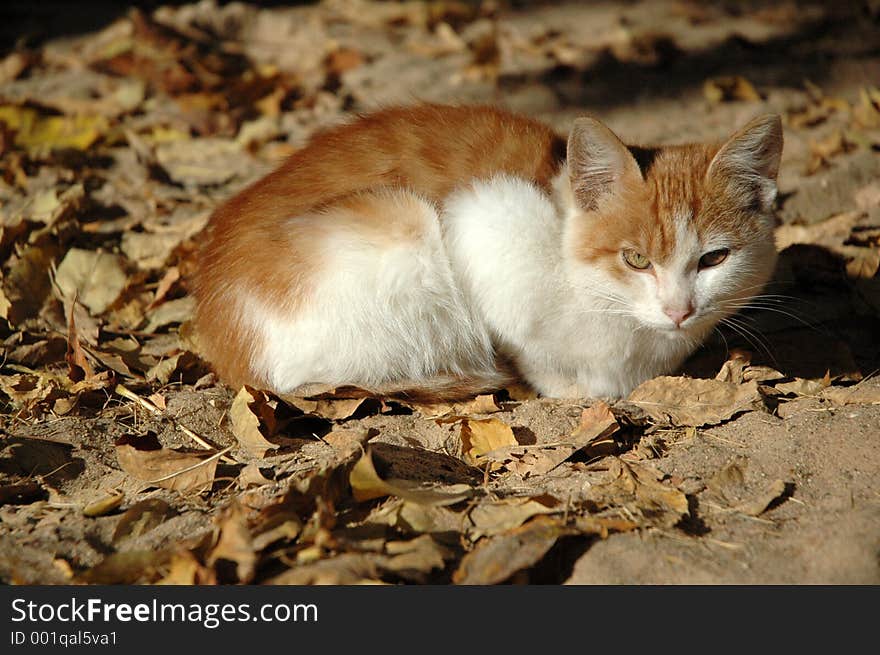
(192, 104, 782, 400)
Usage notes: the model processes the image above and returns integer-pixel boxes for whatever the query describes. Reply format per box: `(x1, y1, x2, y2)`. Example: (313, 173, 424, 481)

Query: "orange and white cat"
(192, 104, 782, 399)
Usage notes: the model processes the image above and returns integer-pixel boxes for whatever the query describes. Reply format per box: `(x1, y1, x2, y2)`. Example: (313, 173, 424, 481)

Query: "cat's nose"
(663, 305, 693, 327)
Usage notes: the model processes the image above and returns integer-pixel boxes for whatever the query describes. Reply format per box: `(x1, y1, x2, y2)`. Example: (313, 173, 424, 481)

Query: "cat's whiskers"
(718, 315, 777, 365)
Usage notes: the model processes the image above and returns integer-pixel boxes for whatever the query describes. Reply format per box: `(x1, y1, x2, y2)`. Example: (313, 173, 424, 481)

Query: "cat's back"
(220, 104, 565, 226)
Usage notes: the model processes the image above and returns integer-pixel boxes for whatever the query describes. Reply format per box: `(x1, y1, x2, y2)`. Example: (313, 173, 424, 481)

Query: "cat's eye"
(622, 249, 652, 270)
(699, 248, 730, 269)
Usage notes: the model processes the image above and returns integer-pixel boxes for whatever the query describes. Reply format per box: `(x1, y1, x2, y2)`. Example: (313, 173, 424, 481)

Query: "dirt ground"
(1, 0, 879, 585)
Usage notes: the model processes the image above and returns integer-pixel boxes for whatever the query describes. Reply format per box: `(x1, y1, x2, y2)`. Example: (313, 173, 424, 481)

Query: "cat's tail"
(282, 370, 517, 405)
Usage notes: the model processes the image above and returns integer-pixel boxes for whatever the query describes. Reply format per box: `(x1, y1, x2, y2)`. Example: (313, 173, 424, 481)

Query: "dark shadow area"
(500, 4, 880, 115)
(371, 441, 483, 485)
(526, 535, 595, 584)
(677, 496, 711, 536)
(682, 243, 880, 382)
(0, 1, 318, 54)
(0, 436, 86, 483)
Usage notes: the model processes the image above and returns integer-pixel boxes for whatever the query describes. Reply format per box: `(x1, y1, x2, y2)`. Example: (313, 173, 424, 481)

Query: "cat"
(192, 104, 782, 400)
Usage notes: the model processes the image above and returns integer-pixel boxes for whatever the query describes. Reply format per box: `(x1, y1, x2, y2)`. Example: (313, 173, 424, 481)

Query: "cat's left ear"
(567, 117, 643, 212)
(707, 114, 783, 212)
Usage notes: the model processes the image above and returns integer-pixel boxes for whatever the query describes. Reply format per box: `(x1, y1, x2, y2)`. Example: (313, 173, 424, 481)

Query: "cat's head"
(562, 114, 783, 339)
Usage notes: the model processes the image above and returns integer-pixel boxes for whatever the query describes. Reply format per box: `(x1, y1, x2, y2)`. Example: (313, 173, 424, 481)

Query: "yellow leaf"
(460, 417, 517, 466)
(0, 104, 107, 155)
(349, 448, 472, 506)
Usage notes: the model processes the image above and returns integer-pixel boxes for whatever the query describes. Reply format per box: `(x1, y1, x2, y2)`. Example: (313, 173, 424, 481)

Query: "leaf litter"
(1, 0, 879, 585)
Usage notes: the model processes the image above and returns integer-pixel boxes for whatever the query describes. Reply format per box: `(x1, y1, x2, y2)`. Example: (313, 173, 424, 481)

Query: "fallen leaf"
(238, 463, 274, 488)
(78, 550, 172, 585)
(251, 512, 302, 551)
(395, 501, 465, 534)
(155, 137, 252, 187)
(774, 374, 830, 397)
(0, 104, 108, 155)
(774, 210, 865, 251)
(82, 491, 124, 517)
(732, 479, 790, 516)
(229, 386, 281, 457)
(823, 383, 880, 406)
(349, 448, 473, 506)
(628, 376, 765, 427)
(112, 498, 177, 544)
(852, 86, 880, 129)
(703, 76, 761, 103)
(587, 459, 689, 528)
(156, 550, 214, 585)
(143, 296, 195, 333)
(265, 553, 381, 585)
(55, 248, 128, 315)
(115, 432, 221, 492)
(460, 417, 517, 466)
(453, 516, 571, 585)
(208, 501, 256, 583)
(467, 495, 560, 538)
(381, 534, 452, 582)
(65, 300, 95, 382)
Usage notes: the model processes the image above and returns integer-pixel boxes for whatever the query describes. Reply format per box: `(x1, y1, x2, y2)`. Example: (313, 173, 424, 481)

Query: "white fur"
(243, 174, 773, 399)
(242, 192, 496, 393)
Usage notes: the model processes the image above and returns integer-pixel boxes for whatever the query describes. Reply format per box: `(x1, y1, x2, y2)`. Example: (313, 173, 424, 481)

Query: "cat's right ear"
(567, 117, 642, 211)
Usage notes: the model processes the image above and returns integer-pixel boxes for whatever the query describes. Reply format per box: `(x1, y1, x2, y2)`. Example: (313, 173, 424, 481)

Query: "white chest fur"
(442, 175, 694, 398)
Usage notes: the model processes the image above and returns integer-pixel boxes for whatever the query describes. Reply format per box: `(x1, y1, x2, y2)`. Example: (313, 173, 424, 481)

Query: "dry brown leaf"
(155, 137, 252, 187)
(65, 300, 94, 382)
(460, 417, 517, 466)
(628, 376, 764, 427)
(349, 448, 473, 506)
(619, 460, 689, 518)
(572, 515, 639, 539)
(2, 244, 58, 326)
(395, 501, 464, 534)
(852, 86, 880, 129)
(586, 459, 688, 528)
(238, 463, 274, 489)
(703, 76, 761, 103)
(229, 386, 280, 457)
(381, 534, 452, 581)
(774, 211, 870, 252)
(715, 349, 753, 383)
(265, 553, 382, 585)
(55, 248, 128, 315)
(506, 401, 619, 477)
(156, 550, 214, 585)
(823, 383, 880, 406)
(112, 498, 177, 544)
(115, 432, 220, 492)
(78, 550, 172, 585)
(143, 296, 195, 333)
(805, 129, 855, 174)
(774, 374, 830, 397)
(732, 479, 789, 516)
(82, 491, 124, 517)
(418, 393, 503, 418)
(453, 516, 571, 585)
(208, 501, 256, 583)
(467, 495, 560, 538)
